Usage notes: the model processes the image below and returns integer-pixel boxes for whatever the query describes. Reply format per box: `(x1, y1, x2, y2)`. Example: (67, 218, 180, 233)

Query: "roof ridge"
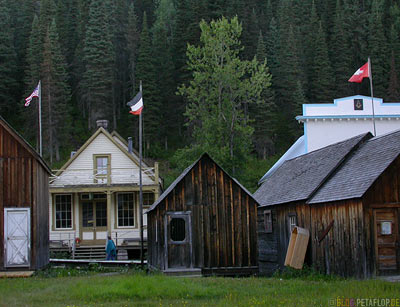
(305, 132, 372, 204)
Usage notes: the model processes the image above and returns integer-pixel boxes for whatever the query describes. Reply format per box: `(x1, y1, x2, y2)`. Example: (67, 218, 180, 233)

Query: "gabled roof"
(0, 116, 51, 174)
(308, 129, 400, 204)
(254, 133, 371, 207)
(55, 127, 142, 176)
(147, 153, 257, 213)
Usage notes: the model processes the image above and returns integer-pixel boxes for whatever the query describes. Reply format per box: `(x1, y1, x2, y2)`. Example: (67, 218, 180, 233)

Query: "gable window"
(264, 210, 273, 233)
(94, 155, 110, 184)
(117, 193, 135, 227)
(54, 194, 72, 229)
(288, 213, 297, 234)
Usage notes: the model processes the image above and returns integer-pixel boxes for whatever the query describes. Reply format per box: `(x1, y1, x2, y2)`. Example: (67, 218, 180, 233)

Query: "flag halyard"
(348, 62, 370, 83)
(25, 83, 40, 106)
(127, 91, 143, 115)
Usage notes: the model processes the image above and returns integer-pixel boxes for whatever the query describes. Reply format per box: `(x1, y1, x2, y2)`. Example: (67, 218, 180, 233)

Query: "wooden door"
(4, 208, 30, 268)
(81, 201, 107, 244)
(374, 208, 399, 275)
(165, 212, 192, 269)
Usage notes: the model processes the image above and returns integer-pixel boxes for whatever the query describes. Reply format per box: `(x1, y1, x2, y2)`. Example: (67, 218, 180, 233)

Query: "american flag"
(25, 83, 40, 107)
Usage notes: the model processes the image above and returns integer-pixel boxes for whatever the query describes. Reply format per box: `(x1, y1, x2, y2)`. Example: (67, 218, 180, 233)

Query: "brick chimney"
(96, 120, 109, 130)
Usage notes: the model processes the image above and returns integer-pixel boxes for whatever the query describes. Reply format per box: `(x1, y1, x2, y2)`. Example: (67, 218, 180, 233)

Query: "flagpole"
(139, 80, 144, 268)
(38, 80, 42, 156)
(368, 57, 376, 136)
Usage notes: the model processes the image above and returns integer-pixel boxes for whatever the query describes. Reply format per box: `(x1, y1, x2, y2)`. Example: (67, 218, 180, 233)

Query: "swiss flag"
(348, 61, 370, 83)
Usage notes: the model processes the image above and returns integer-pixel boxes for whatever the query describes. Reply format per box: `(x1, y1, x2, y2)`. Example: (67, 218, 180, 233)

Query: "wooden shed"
(147, 153, 258, 276)
(254, 131, 400, 278)
(0, 116, 51, 271)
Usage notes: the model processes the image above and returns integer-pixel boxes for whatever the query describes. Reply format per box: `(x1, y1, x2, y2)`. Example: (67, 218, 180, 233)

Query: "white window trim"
(116, 192, 136, 228)
(54, 194, 73, 230)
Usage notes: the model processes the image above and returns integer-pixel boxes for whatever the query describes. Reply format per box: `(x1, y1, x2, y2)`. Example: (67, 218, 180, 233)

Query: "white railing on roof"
(49, 167, 155, 186)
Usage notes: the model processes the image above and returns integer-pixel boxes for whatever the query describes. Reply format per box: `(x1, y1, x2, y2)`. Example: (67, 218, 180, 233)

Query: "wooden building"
(0, 116, 51, 271)
(254, 131, 400, 278)
(147, 153, 258, 276)
(49, 122, 161, 256)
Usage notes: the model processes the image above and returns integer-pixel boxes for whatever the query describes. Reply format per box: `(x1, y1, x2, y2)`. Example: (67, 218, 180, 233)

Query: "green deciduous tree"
(178, 17, 272, 174)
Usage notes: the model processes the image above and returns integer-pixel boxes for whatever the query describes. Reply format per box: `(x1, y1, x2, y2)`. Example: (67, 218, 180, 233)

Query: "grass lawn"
(0, 269, 399, 306)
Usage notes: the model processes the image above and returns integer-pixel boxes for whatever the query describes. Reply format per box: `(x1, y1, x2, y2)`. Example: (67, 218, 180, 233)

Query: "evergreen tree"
(152, 0, 177, 149)
(82, 0, 115, 130)
(309, 22, 335, 103)
(136, 13, 160, 150)
(0, 0, 18, 121)
(252, 31, 276, 159)
(41, 19, 71, 164)
(331, 0, 353, 97)
(387, 50, 400, 101)
(368, 0, 389, 97)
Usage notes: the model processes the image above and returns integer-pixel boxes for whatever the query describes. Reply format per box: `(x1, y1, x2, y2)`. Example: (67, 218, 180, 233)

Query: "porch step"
(74, 245, 106, 260)
(163, 268, 202, 277)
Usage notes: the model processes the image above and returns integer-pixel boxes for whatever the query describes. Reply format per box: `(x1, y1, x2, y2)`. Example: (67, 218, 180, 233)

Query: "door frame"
(79, 200, 108, 245)
(164, 211, 193, 270)
(4, 208, 31, 268)
(373, 207, 400, 275)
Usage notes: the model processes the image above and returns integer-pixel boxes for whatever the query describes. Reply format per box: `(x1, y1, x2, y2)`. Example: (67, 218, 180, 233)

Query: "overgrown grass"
(0, 268, 399, 306)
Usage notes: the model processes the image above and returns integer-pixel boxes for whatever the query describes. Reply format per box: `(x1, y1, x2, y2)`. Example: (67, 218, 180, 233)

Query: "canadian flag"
(348, 61, 370, 83)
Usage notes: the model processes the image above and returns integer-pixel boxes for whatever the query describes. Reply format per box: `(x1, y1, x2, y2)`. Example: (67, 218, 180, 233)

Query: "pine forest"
(1, 0, 399, 190)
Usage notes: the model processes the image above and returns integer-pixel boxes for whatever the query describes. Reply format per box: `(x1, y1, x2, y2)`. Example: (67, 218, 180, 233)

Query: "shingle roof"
(308, 129, 400, 204)
(253, 133, 371, 207)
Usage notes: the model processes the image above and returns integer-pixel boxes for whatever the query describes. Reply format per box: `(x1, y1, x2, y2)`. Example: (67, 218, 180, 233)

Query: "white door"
(4, 208, 31, 267)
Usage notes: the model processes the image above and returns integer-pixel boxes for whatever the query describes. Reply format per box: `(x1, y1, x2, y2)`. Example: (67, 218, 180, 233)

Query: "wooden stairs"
(74, 245, 106, 260)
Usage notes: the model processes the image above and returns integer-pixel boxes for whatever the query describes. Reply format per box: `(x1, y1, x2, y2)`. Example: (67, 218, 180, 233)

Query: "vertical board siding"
(148, 155, 258, 274)
(0, 123, 50, 270)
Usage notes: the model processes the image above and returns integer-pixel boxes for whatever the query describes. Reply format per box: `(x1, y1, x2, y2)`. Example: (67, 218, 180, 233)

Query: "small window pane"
(117, 193, 135, 227)
(55, 194, 72, 229)
(264, 210, 272, 233)
(170, 218, 186, 242)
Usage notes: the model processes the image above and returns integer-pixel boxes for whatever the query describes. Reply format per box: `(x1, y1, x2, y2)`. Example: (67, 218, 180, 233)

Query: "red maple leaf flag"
(348, 61, 370, 83)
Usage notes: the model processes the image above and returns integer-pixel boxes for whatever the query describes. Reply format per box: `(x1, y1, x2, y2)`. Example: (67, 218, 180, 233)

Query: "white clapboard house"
(49, 121, 161, 256)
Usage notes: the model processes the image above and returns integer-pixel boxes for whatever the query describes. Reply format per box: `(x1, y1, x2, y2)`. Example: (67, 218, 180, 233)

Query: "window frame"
(93, 154, 111, 184)
(116, 193, 136, 228)
(288, 213, 297, 234)
(53, 194, 74, 230)
(264, 209, 273, 233)
(142, 192, 155, 208)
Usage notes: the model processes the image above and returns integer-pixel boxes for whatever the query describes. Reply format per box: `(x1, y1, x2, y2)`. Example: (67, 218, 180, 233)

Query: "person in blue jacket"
(106, 236, 117, 260)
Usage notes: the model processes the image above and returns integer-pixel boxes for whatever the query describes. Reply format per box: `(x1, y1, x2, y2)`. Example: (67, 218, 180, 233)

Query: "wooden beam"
(318, 220, 334, 244)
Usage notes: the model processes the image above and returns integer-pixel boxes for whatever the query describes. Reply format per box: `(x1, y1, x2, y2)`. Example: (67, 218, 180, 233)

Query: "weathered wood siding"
(310, 200, 368, 278)
(363, 155, 400, 276)
(0, 123, 49, 270)
(148, 155, 258, 274)
(258, 202, 311, 275)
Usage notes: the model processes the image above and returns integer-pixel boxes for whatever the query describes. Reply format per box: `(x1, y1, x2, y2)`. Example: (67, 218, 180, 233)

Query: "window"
(143, 193, 155, 207)
(55, 194, 72, 229)
(170, 218, 186, 241)
(96, 202, 107, 227)
(117, 193, 135, 227)
(264, 210, 272, 233)
(94, 155, 110, 184)
(288, 214, 297, 234)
